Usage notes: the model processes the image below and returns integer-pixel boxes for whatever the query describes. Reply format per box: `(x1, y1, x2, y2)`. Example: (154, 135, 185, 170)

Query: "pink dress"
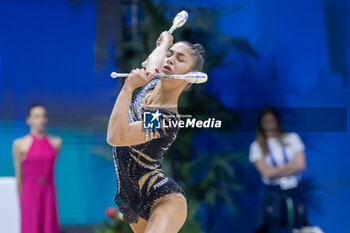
(20, 133, 59, 233)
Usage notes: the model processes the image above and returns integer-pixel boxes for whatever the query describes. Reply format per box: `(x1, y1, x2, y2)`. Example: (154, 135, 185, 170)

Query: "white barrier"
(0, 177, 20, 233)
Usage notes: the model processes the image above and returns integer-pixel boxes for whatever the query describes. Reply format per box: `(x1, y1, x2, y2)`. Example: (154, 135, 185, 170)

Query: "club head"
(187, 72, 208, 84)
(173, 10, 188, 28)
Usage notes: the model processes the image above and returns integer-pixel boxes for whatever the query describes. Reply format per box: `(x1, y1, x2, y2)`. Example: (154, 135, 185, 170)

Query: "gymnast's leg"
(130, 217, 148, 233)
(144, 193, 187, 233)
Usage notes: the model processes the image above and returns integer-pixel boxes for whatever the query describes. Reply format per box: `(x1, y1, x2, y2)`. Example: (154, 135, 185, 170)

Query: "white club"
(110, 71, 208, 84)
(168, 10, 188, 34)
(142, 10, 189, 68)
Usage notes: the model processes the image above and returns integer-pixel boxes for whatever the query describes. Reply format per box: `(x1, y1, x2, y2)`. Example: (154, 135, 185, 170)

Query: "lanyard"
(267, 141, 289, 167)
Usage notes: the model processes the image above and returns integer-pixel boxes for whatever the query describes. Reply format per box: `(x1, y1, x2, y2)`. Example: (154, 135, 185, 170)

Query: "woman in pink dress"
(12, 104, 62, 233)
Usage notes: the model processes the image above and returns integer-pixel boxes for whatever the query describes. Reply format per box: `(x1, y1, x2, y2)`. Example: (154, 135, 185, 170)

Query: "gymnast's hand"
(156, 31, 174, 48)
(125, 68, 155, 90)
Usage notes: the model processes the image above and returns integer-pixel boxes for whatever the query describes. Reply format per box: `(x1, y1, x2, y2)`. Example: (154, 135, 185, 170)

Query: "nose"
(166, 56, 174, 65)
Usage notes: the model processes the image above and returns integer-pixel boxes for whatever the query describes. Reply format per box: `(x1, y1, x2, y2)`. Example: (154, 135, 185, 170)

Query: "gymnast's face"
(26, 106, 47, 131)
(162, 42, 195, 75)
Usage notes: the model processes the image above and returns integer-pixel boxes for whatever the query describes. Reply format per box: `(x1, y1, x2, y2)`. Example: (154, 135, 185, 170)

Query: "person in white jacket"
(249, 107, 308, 233)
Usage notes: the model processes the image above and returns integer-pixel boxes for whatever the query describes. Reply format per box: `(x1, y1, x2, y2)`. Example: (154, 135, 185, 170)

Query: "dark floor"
(60, 225, 98, 233)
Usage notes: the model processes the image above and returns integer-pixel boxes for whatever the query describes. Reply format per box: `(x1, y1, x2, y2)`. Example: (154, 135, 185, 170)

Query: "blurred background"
(0, 0, 349, 232)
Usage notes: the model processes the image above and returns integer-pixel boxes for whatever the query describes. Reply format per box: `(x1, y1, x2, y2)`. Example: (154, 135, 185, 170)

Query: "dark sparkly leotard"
(112, 78, 186, 224)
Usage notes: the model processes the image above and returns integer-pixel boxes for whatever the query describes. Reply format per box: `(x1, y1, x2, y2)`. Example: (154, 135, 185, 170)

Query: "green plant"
(93, 207, 133, 233)
(94, 220, 133, 233)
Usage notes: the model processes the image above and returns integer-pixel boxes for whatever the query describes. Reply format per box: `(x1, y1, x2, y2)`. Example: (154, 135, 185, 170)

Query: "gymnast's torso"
(112, 78, 186, 224)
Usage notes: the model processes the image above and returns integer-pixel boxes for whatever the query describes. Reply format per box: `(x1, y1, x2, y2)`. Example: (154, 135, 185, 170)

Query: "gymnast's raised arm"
(106, 32, 173, 147)
(145, 31, 173, 73)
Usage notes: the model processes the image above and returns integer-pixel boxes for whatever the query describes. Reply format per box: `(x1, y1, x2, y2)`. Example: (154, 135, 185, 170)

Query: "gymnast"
(106, 30, 205, 233)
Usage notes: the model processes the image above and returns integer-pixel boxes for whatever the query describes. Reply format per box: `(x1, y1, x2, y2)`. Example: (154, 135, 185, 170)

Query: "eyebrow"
(168, 49, 186, 57)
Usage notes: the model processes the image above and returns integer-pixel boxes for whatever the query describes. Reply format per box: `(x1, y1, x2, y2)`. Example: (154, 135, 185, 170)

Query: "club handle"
(168, 24, 178, 34)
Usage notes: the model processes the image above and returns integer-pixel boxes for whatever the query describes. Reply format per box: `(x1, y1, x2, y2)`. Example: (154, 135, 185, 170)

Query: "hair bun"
(193, 43, 205, 57)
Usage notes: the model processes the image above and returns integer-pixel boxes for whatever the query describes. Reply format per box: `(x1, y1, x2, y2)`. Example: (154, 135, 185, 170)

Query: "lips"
(162, 65, 172, 73)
